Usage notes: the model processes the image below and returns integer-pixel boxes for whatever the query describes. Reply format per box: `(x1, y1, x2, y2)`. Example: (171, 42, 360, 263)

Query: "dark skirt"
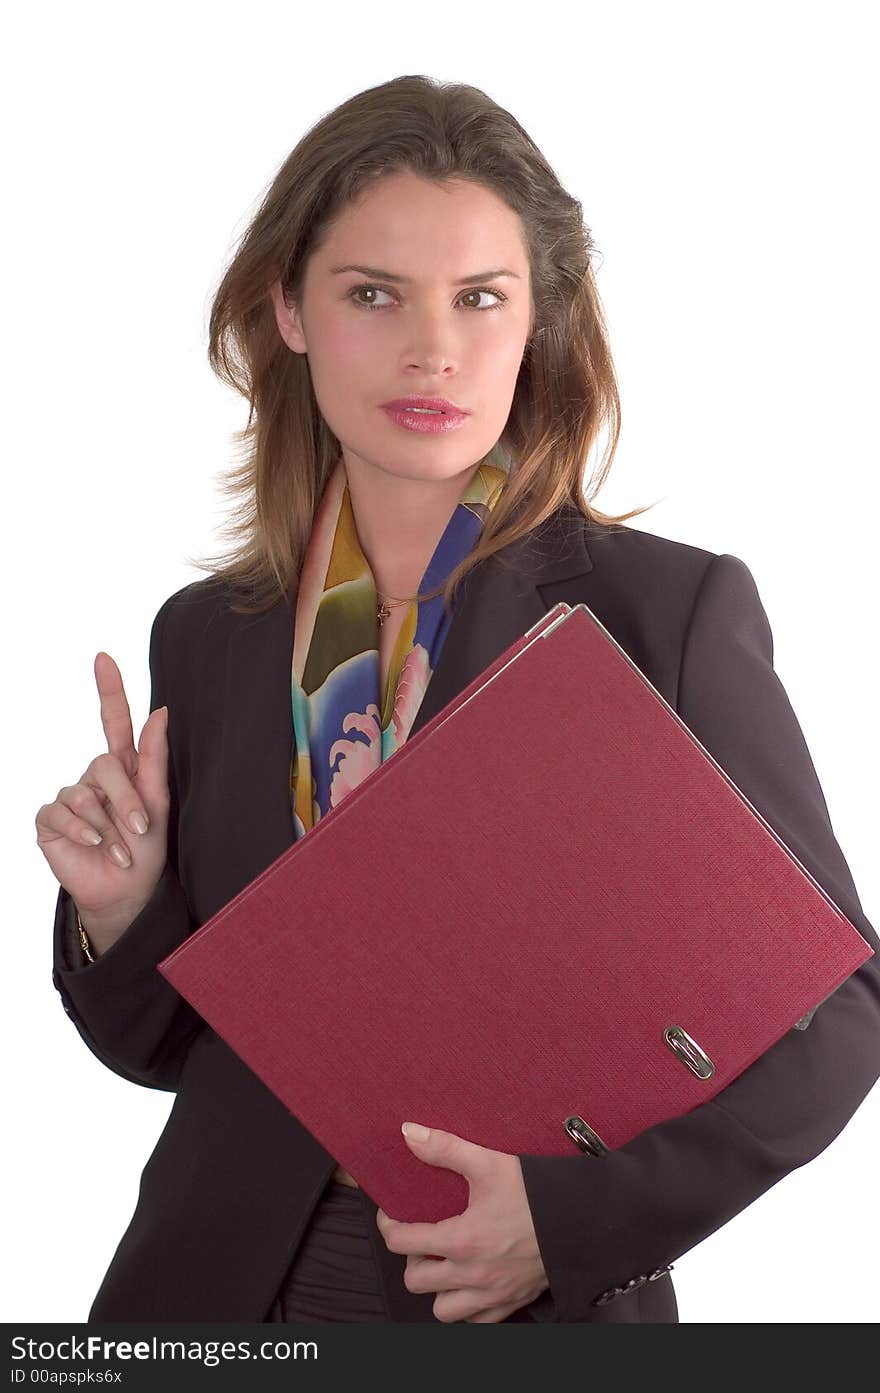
(266, 1179, 388, 1322)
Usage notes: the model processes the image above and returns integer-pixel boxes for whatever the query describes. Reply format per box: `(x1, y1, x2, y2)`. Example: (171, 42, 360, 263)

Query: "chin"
(345, 447, 482, 485)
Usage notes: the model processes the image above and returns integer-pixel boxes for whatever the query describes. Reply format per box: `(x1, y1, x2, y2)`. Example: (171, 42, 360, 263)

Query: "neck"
(343, 452, 483, 599)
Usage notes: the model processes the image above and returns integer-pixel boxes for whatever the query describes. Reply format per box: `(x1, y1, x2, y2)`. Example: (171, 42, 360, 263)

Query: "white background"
(6, 0, 878, 1325)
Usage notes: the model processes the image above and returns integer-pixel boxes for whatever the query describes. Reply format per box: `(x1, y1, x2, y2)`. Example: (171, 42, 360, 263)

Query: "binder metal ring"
(664, 1025, 715, 1079)
(563, 1114, 610, 1157)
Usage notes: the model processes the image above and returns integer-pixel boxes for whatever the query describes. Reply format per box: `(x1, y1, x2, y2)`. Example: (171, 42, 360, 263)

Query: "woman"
(39, 75, 880, 1323)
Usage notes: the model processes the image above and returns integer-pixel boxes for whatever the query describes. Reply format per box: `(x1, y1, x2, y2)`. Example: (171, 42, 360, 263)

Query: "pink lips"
(380, 396, 469, 434)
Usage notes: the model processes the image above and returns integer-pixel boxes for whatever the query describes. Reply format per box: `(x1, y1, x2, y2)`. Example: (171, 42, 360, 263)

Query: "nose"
(404, 355, 456, 377)
(399, 309, 465, 374)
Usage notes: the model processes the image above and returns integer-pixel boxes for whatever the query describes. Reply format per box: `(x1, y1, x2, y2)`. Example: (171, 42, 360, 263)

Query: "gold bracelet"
(75, 907, 96, 964)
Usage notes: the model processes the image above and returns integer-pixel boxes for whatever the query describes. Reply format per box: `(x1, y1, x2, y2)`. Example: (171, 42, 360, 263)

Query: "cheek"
(474, 330, 529, 400)
(475, 313, 529, 365)
(306, 314, 376, 409)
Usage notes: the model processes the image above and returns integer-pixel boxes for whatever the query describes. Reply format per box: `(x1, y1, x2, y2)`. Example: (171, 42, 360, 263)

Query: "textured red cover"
(157, 602, 873, 1222)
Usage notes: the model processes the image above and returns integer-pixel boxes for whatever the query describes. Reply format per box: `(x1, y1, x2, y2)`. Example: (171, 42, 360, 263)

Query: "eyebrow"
(328, 263, 521, 285)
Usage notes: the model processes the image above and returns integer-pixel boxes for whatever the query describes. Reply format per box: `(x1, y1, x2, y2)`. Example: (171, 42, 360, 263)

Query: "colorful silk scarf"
(289, 454, 507, 839)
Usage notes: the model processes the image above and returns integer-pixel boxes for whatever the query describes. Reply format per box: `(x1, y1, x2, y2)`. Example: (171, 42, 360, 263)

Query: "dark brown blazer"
(51, 504, 880, 1322)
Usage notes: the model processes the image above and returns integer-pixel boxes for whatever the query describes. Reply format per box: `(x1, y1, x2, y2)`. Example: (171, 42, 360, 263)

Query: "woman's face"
(271, 170, 533, 487)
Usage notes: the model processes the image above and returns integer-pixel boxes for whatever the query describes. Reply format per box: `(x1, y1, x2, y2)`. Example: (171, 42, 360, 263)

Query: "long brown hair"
(191, 75, 656, 616)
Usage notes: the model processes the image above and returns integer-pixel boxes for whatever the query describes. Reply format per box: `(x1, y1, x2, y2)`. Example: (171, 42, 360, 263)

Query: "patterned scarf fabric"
(289, 454, 507, 839)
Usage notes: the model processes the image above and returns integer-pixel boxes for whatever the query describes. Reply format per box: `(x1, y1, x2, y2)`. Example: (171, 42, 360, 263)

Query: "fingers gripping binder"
(158, 602, 873, 1222)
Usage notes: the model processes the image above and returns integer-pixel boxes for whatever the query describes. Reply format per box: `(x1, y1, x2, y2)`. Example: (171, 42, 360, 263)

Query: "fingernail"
(401, 1122, 430, 1142)
(110, 843, 132, 868)
(129, 810, 149, 835)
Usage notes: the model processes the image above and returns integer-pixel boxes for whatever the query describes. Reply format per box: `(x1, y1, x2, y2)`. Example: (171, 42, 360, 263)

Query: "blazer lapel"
(222, 504, 595, 855)
(408, 504, 594, 736)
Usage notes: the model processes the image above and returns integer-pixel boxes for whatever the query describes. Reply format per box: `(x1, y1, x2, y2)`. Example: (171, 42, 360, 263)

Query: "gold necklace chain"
(376, 593, 409, 627)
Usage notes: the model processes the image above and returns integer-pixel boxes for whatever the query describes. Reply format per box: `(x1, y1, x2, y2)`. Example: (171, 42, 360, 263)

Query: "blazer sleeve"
(517, 551, 880, 1321)
(51, 594, 205, 1093)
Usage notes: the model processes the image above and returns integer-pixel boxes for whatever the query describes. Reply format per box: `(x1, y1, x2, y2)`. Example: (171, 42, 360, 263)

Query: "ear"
(270, 278, 308, 354)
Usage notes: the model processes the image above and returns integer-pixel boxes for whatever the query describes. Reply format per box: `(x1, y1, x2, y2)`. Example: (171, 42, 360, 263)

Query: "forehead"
(315, 173, 529, 275)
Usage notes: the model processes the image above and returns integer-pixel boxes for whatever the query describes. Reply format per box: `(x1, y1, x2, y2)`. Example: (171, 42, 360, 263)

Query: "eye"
(348, 284, 396, 310)
(347, 284, 507, 312)
(459, 288, 507, 311)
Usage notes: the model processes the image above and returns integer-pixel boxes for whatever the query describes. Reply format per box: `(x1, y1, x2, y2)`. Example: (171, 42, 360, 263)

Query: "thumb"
(401, 1122, 489, 1183)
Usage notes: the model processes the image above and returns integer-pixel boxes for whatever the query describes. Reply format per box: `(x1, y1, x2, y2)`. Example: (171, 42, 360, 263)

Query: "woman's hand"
(376, 1123, 550, 1323)
(36, 651, 170, 951)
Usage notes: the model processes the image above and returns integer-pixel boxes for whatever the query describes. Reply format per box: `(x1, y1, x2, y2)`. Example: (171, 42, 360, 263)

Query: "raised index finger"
(94, 650, 137, 777)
